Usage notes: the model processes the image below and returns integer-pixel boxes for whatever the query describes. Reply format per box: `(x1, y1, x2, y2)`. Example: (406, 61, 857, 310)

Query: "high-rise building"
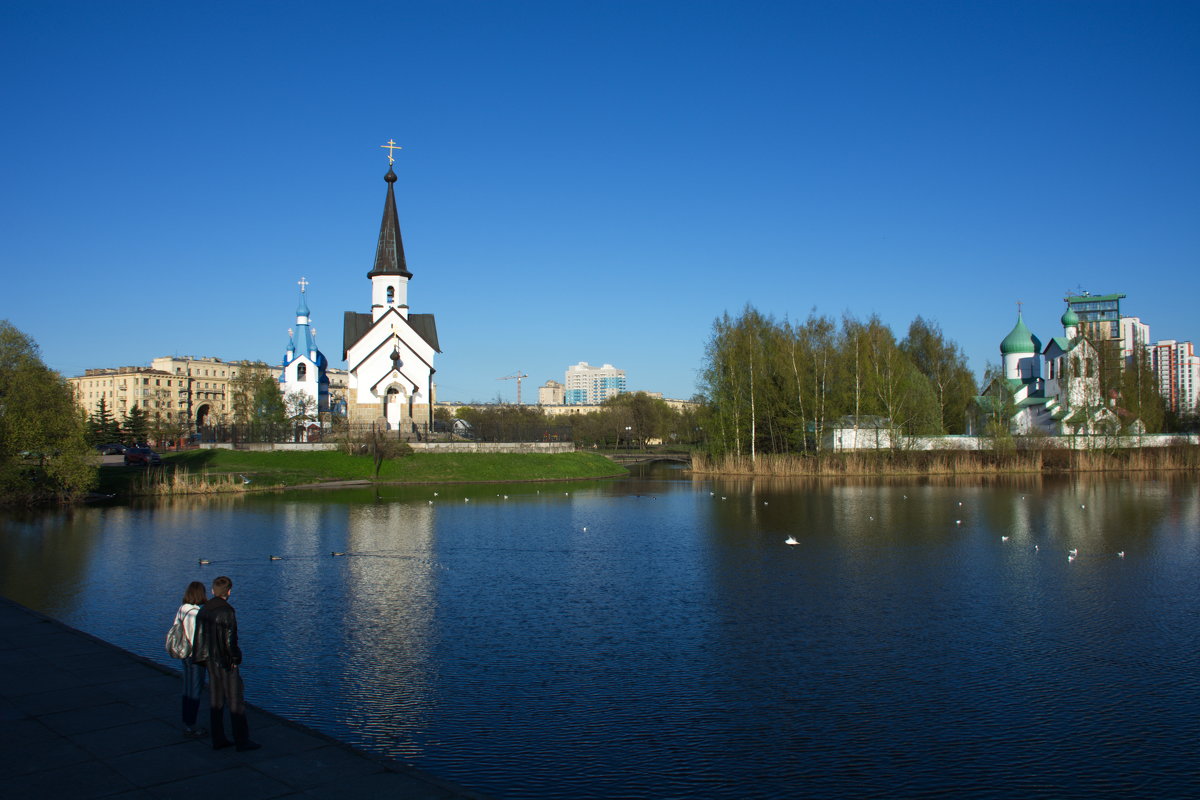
(563, 362, 626, 405)
(1119, 316, 1151, 366)
(1151, 340, 1200, 415)
(1065, 292, 1125, 341)
(1068, 292, 1151, 368)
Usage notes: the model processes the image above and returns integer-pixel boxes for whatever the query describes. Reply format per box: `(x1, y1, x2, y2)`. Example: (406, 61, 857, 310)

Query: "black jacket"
(192, 595, 242, 669)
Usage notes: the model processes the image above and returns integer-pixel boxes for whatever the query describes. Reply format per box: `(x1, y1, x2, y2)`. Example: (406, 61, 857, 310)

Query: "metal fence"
(197, 422, 574, 445)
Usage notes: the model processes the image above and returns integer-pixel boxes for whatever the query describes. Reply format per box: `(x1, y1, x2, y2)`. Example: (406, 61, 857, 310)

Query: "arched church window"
(298, 363, 307, 381)
(387, 286, 395, 304)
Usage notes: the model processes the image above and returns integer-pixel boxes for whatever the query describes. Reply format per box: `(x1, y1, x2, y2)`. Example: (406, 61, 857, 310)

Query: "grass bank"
(691, 445, 1200, 477)
(98, 449, 627, 497)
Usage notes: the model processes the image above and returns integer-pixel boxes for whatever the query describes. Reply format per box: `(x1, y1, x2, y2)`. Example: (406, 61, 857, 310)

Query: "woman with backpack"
(171, 581, 208, 737)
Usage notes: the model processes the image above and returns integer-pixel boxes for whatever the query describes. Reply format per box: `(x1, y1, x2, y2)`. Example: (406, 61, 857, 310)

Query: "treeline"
(699, 306, 977, 458)
(451, 391, 703, 448)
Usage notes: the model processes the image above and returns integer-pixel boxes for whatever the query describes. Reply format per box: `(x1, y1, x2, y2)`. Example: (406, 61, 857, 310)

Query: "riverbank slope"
(99, 450, 628, 497)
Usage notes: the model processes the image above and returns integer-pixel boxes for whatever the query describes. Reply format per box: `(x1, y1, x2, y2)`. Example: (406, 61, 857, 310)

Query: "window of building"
(298, 363, 307, 381)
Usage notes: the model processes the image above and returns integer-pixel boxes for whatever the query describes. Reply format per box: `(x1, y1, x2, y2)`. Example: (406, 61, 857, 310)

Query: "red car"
(123, 447, 162, 467)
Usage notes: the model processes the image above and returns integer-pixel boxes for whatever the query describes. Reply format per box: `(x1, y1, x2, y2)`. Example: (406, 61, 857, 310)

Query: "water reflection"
(0, 473, 1198, 799)
(339, 500, 438, 757)
(0, 506, 104, 614)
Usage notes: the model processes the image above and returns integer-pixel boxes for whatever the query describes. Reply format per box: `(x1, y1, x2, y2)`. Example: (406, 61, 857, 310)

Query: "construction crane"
(497, 371, 529, 405)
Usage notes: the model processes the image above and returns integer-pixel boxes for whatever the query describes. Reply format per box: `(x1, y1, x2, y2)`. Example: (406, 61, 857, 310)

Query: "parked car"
(95, 443, 126, 456)
(123, 447, 162, 467)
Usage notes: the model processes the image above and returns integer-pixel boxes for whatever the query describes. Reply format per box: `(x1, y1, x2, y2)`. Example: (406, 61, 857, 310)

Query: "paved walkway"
(0, 596, 490, 799)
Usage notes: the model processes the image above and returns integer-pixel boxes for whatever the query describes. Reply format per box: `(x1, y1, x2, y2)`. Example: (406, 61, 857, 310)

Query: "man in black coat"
(192, 575, 260, 751)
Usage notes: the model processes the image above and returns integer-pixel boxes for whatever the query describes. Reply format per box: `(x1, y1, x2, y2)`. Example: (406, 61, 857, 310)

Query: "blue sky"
(3, 1, 1197, 403)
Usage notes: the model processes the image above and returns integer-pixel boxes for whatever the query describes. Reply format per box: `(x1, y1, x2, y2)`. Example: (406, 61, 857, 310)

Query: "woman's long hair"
(182, 581, 207, 606)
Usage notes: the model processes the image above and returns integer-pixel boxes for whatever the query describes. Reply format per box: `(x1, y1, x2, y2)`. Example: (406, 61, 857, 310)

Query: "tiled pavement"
(0, 596, 490, 799)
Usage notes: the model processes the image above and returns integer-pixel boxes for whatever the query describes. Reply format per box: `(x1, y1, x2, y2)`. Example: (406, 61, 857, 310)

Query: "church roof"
(367, 167, 412, 280)
(342, 311, 441, 360)
(1000, 314, 1040, 355)
(1048, 336, 1071, 353)
(408, 313, 440, 353)
(284, 285, 326, 370)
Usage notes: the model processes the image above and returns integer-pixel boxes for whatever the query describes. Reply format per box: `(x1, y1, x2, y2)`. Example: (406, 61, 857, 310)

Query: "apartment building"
(563, 362, 626, 405)
(1151, 340, 1200, 415)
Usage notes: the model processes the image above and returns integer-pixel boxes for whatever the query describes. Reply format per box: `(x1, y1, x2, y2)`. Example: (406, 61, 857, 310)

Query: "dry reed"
(690, 445, 1200, 477)
(132, 468, 251, 496)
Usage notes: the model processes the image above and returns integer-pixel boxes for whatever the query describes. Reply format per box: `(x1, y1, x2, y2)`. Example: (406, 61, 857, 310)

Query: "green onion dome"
(1061, 307, 1079, 327)
(1000, 314, 1039, 355)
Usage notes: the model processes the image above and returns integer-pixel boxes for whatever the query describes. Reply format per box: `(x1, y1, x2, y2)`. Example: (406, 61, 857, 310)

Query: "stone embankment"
(0, 596, 491, 799)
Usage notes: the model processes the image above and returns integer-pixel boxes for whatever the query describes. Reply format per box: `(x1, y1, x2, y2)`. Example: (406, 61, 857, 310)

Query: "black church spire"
(367, 166, 412, 279)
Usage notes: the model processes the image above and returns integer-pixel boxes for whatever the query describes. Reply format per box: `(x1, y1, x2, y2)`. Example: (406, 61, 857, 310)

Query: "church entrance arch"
(196, 404, 211, 430)
(384, 386, 405, 430)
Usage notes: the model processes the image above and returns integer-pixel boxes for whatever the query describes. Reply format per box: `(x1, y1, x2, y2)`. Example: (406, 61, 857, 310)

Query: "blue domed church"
(279, 277, 329, 420)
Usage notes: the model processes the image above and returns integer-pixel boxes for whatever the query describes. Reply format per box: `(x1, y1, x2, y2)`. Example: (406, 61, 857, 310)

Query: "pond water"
(1, 466, 1198, 798)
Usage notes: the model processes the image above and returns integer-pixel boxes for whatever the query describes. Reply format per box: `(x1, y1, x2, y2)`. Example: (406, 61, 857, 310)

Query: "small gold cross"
(380, 139, 402, 164)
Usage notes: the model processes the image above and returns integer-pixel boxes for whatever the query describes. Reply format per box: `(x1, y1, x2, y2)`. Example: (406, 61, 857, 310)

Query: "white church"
(969, 305, 1118, 436)
(340, 150, 440, 430)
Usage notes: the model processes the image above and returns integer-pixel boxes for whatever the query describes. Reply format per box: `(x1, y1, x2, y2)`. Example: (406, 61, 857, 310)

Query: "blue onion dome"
(1061, 306, 1079, 327)
(1000, 314, 1038, 355)
(296, 293, 311, 317)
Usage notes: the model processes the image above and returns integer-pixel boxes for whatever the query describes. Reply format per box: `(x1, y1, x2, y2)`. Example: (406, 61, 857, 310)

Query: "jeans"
(181, 656, 206, 726)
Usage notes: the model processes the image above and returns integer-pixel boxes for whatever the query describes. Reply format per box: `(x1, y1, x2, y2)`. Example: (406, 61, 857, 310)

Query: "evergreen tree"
(89, 397, 120, 444)
(122, 403, 150, 445)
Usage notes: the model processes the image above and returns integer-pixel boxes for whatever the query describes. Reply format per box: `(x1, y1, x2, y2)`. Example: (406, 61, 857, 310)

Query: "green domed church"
(969, 305, 1119, 436)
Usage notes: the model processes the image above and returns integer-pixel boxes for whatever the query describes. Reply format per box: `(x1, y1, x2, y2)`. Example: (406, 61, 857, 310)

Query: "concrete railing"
(199, 442, 339, 451)
(410, 442, 575, 454)
(198, 441, 576, 454)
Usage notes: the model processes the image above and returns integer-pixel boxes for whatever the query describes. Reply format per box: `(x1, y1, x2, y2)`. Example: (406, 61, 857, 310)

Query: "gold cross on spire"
(380, 139, 402, 164)
(298, 276, 309, 293)
(1017, 299, 1023, 314)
